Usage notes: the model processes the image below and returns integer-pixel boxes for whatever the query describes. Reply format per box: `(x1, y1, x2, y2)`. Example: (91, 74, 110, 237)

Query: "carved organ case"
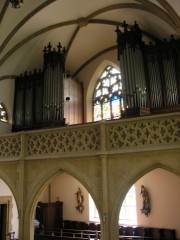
(12, 70, 43, 131)
(116, 21, 148, 111)
(42, 42, 66, 126)
(116, 21, 180, 117)
(12, 42, 67, 131)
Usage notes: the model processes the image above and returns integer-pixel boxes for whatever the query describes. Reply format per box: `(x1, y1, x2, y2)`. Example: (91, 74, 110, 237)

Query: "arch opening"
(0, 178, 19, 240)
(32, 171, 101, 240)
(118, 168, 180, 239)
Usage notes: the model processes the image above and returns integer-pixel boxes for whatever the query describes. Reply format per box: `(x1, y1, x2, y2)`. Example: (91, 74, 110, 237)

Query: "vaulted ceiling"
(0, 0, 180, 82)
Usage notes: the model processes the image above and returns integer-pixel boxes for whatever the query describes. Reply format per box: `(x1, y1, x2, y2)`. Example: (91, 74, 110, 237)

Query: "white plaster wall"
(0, 179, 18, 239)
(0, 121, 12, 135)
(0, 79, 15, 134)
(37, 168, 180, 238)
(135, 168, 180, 238)
(38, 173, 90, 222)
(81, 50, 119, 122)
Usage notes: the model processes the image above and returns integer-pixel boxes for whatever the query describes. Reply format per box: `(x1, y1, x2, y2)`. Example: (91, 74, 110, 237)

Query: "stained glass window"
(93, 65, 123, 121)
(0, 103, 8, 123)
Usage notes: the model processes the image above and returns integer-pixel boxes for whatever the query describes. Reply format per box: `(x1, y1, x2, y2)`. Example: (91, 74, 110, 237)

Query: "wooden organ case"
(12, 69, 44, 131)
(36, 201, 63, 232)
(116, 21, 180, 117)
(12, 42, 66, 132)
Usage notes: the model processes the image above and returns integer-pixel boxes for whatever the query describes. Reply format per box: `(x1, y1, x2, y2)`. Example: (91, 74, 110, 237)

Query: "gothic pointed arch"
(93, 65, 123, 121)
(111, 163, 180, 240)
(25, 161, 102, 240)
(85, 60, 120, 122)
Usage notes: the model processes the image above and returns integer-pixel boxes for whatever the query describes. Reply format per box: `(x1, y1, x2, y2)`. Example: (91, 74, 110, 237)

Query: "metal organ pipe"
(120, 54, 127, 107)
(116, 22, 147, 110)
(116, 22, 180, 116)
(151, 60, 157, 108)
(148, 48, 163, 109)
(43, 42, 65, 125)
(126, 44, 133, 107)
(163, 56, 178, 106)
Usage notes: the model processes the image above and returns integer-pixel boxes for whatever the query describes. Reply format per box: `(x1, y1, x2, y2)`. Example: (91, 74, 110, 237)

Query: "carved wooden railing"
(0, 112, 179, 160)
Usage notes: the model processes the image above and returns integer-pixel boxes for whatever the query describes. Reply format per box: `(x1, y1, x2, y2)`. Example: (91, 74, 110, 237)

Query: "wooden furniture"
(34, 228, 100, 240)
(160, 228, 176, 240)
(34, 236, 89, 240)
(119, 226, 176, 240)
(36, 201, 63, 232)
(34, 220, 101, 240)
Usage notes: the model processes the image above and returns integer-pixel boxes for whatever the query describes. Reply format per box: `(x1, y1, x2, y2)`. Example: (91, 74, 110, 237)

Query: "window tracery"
(0, 103, 8, 123)
(93, 65, 124, 121)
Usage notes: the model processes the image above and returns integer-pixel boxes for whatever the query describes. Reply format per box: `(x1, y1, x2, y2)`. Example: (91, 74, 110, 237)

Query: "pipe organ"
(12, 42, 66, 131)
(43, 42, 66, 126)
(12, 69, 44, 131)
(116, 21, 180, 117)
(116, 21, 148, 110)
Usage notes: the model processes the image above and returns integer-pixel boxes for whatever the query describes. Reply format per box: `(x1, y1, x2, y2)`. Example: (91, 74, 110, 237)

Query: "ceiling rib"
(0, 0, 57, 54)
(1, 0, 179, 79)
(0, 17, 159, 68)
(73, 46, 117, 77)
(135, 0, 180, 35)
(0, 0, 9, 24)
(1, 1, 176, 57)
(156, 0, 180, 31)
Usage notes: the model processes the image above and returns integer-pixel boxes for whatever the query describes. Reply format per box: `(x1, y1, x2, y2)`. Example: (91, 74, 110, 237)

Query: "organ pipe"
(43, 42, 66, 125)
(116, 22, 180, 117)
(116, 21, 148, 112)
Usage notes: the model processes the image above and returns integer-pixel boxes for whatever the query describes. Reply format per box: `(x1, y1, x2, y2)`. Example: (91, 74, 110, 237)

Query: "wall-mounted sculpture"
(140, 185, 151, 217)
(75, 187, 84, 214)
